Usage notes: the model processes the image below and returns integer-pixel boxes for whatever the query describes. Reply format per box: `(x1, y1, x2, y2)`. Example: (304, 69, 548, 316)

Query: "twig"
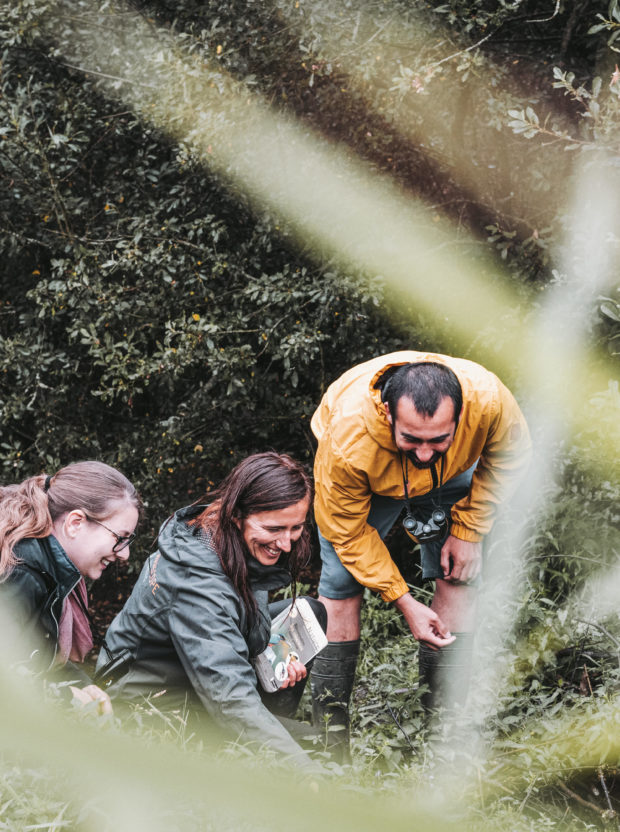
(598, 767, 617, 820)
(580, 665, 619, 826)
(255, 298, 316, 357)
(425, 28, 497, 71)
(0, 227, 55, 250)
(526, 0, 561, 24)
(337, 16, 396, 59)
(60, 63, 155, 88)
(27, 80, 73, 239)
(101, 111, 134, 119)
(518, 779, 537, 813)
(557, 780, 609, 816)
(419, 0, 570, 78)
(575, 619, 620, 653)
(385, 702, 415, 752)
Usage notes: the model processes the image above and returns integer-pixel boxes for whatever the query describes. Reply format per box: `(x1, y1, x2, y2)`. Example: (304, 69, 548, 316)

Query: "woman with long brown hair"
(97, 452, 325, 767)
(0, 460, 140, 710)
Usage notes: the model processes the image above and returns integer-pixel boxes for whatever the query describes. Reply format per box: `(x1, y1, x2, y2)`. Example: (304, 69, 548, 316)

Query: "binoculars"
(402, 507, 448, 543)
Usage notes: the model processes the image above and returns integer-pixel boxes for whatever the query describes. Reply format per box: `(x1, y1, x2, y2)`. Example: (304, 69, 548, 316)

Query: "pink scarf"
(57, 578, 94, 664)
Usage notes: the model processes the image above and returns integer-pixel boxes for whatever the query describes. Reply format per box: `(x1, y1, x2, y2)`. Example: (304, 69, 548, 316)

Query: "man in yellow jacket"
(310, 351, 531, 756)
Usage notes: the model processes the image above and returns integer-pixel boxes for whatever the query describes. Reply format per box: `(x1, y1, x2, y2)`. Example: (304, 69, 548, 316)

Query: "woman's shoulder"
(158, 508, 224, 572)
(8, 539, 56, 587)
(12, 536, 49, 563)
(0, 540, 58, 617)
(147, 512, 237, 602)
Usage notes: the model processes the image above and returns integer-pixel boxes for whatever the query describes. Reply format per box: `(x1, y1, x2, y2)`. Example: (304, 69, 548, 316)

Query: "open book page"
(253, 598, 328, 693)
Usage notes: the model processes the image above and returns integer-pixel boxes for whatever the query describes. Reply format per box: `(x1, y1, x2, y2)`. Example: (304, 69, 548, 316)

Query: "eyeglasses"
(87, 517, 136, 552)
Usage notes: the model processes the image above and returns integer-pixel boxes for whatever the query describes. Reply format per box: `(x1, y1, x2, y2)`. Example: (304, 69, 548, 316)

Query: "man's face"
(386, 395, 457, 469)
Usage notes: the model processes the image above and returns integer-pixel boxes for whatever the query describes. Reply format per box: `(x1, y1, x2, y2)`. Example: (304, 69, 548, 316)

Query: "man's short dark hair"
(381, 362, 462, 422)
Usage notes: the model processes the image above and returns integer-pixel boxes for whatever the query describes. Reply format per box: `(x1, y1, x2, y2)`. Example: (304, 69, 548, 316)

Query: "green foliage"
(353, 591, 427, 770)
(588, 0, 620, 51)
(0, 4, 416, 550)
(0, 762, 78, 830)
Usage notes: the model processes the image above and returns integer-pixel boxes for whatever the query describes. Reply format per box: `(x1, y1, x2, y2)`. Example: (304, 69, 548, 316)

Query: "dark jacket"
(2, 536, 90, 683)
(97, 506, 312, 765)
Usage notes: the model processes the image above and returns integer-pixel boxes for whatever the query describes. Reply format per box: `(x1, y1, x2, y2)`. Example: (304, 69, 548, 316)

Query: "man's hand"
(440, 535, 482, 583)
(70, 684, 113, 716)
(280, 660, 307, 689)
(393, 593, 455, 649)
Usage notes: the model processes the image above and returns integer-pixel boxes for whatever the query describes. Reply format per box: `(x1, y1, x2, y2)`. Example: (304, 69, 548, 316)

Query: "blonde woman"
(0, 460, 140, 712)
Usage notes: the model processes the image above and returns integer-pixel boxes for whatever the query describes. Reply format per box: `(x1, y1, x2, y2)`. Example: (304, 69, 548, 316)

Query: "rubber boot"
(311, 640, 360, 764)
(418, 632, 474, 713)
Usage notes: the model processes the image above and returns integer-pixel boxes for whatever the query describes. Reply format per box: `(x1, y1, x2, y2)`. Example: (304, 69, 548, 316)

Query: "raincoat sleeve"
(314, 447, 411, 603)
(450, 378, 532, 542)
(168, 576, 316, 769)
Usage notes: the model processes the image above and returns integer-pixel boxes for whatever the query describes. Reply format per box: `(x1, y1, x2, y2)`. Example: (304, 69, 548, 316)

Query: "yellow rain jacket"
(311, 352, 531, 603)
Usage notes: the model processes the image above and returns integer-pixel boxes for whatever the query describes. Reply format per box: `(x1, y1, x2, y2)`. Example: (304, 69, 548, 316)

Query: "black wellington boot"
(311, 640, 360, 764)
(418, 632, 474, 714)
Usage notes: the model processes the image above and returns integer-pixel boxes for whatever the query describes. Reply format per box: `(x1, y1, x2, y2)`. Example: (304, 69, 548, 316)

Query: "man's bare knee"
(318, 594, 363, 641)
(430, 580, 477, 633)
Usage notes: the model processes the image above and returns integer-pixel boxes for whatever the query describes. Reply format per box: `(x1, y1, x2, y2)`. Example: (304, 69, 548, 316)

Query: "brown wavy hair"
(0, 461, 141, 580)
(192, 452, 313, 620)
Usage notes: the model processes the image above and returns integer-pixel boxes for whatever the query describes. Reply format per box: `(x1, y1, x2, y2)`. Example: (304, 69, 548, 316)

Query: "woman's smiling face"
(53, 502, 139, 580)
(239, 497, 310, 566)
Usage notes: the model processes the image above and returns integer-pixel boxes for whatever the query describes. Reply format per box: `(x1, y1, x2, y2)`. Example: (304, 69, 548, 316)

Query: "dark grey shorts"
(317, 464, 476, 599)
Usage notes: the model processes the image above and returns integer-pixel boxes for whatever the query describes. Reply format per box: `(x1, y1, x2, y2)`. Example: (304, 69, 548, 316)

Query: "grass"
(3, 491, 620, 830)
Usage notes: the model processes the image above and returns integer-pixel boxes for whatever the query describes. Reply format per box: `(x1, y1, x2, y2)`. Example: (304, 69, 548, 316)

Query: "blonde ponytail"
(0, 475, 52, 578)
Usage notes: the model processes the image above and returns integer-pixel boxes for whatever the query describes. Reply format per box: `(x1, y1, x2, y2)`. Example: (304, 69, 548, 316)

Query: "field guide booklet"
(253, 598, 328, 693)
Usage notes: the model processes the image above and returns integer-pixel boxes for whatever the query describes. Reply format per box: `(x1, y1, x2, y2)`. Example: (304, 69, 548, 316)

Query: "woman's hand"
(279, 660, 307, 689)
(70, 684, 113, 716)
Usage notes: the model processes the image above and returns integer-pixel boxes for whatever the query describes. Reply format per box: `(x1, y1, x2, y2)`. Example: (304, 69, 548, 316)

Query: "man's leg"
(312, 536, 363, 763)
(430, 578, 477, 632)
(312, 494, 404, 760)
(417, 580, 477, 711)
(414, 465, 479, 712)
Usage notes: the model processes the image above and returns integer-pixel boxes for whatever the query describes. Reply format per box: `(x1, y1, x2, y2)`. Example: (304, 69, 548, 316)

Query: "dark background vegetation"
(1, 0, 620, 821)
(2, 0, 617, 535)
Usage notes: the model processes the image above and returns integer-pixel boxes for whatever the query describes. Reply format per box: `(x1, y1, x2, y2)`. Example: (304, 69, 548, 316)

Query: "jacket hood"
(157, 505, 291, 591)
(363, 358, 402, 451)
(362, 351, 469, 451)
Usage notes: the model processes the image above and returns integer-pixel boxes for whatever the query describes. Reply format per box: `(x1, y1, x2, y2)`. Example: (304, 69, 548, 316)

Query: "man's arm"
(450, 377, 531, 543)
(313, 447, 410, 603)
(441, 377, 530, 582)
(393, 592, 455, 648)
(314, 448, 456, 644)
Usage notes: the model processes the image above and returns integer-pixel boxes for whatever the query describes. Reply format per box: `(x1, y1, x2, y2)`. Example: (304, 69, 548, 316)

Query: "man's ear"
(384, 401, 393, 426)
